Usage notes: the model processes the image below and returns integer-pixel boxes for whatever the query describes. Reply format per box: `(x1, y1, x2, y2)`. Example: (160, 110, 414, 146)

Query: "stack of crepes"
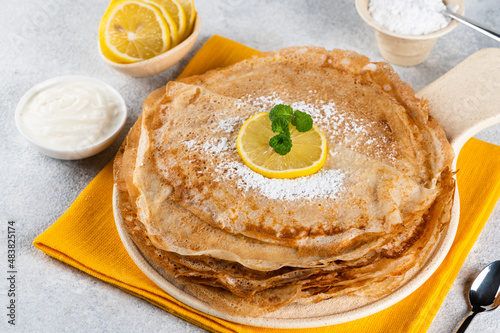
(113, 47, 455, 317)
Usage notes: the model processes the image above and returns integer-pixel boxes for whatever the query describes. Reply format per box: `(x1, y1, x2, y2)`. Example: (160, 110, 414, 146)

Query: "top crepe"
(113, 47, 455, 316)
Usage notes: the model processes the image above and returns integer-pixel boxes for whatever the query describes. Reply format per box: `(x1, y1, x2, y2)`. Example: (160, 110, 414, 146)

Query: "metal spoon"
(444, 8, 500, 43)
(456, 260, 500, 333)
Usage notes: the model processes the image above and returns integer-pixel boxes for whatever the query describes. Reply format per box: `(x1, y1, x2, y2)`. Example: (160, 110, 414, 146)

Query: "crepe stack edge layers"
(113, 47, 455, 317)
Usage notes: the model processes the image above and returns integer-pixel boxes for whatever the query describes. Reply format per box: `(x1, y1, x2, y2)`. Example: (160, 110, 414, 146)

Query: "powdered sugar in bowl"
(356, 0, 464, 66)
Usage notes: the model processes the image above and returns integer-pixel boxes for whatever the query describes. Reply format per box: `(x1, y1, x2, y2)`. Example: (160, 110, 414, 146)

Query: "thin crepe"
(113, 47, 455, 317)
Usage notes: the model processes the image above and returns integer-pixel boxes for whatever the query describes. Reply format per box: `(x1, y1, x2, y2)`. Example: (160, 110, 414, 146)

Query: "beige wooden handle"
(417, 48, 500, 154)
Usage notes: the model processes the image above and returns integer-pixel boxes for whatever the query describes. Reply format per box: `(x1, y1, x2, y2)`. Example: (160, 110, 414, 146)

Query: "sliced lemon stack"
(99, 0, 196, 63)
(176, 0, 196, 38)
(153, 0, 187, 40)
(237, 112, 328, 179)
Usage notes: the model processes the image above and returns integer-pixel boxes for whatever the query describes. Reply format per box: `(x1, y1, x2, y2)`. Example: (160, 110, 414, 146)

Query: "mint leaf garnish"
(291, 110, 313, 132)
(269, 133, 292, 155)
(271, 116, 290, 133)
(269, 104, 293, 122)
(268, 104, 314, 155)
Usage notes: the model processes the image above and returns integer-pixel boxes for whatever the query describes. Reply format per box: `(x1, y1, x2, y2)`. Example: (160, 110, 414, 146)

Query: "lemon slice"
(99, 0, 171, 63)
(237, 112, 327, 179)
(152, 0, 187, 42)
(176, 0, 196, 38)
(142, 0, 180, 46)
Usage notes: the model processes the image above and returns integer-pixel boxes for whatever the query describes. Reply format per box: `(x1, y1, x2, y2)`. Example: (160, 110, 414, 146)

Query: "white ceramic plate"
(113, 185, 459, 328)
(112, 48, 500, 328)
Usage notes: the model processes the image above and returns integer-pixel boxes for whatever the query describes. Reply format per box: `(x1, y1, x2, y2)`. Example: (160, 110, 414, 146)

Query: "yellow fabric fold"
(34, 35, 500, 333)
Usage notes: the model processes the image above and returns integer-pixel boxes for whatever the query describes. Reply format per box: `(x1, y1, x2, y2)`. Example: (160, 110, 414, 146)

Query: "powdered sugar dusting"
(238, 93, 397, 162)
(202, 137, 230, 154)
(214, 160, 345, 201)
(217, 117, 242, 133)
(183, 139, 197, 150)
(180, 94, 398, 201)
(183, 137, 234, 153)
(182, 136, 345, 201)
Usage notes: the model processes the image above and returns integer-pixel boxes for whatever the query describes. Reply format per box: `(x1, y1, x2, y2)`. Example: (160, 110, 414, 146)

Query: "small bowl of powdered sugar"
(356, 0, 464, 66)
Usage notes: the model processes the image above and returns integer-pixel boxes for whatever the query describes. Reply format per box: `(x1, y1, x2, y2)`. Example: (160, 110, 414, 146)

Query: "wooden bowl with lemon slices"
(98, 0, 201, 77)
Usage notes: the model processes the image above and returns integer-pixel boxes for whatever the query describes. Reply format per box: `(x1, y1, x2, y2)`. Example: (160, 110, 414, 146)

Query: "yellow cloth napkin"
(34, 35, 500, 333)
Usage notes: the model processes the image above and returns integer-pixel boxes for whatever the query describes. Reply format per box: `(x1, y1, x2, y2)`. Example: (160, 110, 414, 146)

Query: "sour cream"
(16, 76, 127, 159)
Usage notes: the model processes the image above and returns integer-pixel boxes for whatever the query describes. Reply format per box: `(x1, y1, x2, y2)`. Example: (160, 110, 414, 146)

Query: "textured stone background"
(1, 0, 499, 332)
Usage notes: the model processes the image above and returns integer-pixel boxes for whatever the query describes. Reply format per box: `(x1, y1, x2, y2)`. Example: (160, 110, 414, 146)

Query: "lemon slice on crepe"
(237, 112, 327, 179)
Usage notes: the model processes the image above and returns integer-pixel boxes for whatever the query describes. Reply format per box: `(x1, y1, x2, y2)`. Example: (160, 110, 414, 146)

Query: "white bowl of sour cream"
(15, 76, 127, 160)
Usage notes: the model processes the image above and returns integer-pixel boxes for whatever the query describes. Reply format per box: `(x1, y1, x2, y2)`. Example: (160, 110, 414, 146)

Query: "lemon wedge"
(237, 112, 327, 179)
(99, 0, 171, 63)
(176, 0, 196, 38)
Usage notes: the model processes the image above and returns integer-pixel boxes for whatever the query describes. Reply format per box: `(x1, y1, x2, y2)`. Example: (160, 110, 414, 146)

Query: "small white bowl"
(356, 0, 464, 66)
(99, 15, 202, 77)
(15, 75, 127, 160)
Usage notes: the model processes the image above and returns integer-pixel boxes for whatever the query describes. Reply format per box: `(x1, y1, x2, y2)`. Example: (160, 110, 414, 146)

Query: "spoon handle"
(445, 9, 500, 43)
(455, 311, 478, 333)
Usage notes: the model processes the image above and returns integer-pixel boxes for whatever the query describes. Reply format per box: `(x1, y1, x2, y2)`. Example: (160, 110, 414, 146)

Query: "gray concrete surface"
(1, 0, 499, 332)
